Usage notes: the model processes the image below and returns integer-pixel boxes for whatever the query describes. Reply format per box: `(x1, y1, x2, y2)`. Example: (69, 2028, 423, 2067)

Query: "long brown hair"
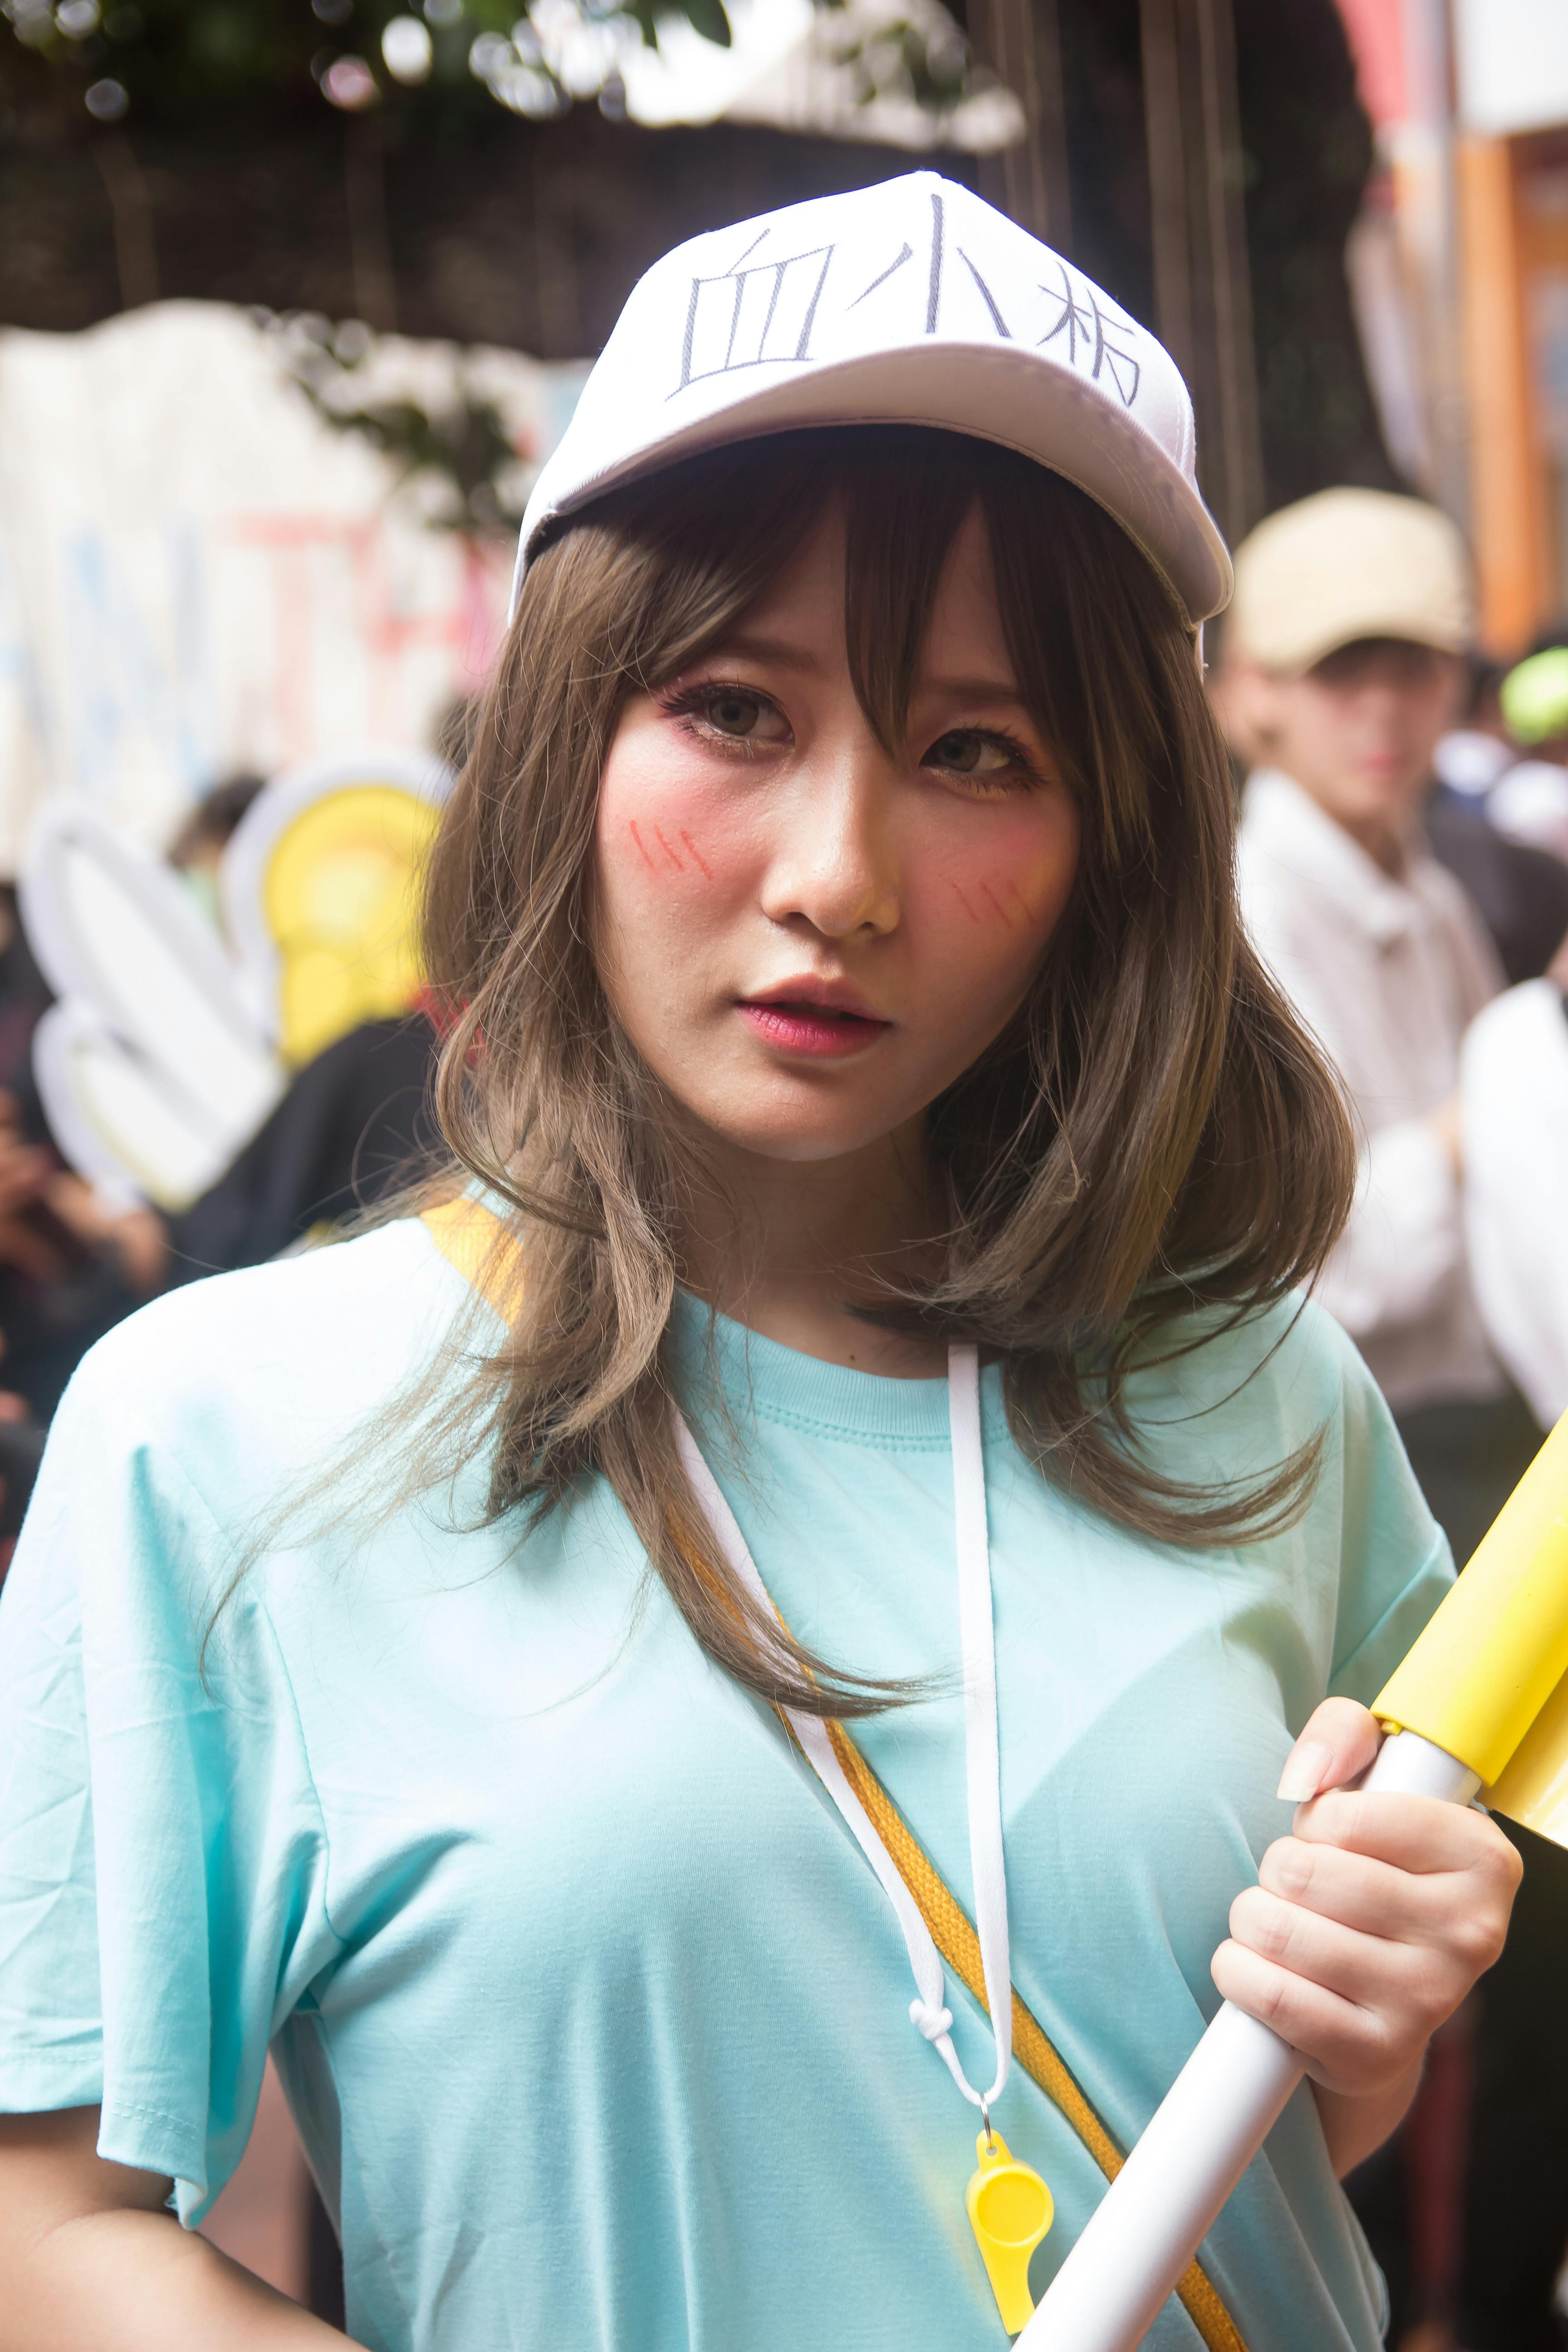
(416, 425, 1354, 1718)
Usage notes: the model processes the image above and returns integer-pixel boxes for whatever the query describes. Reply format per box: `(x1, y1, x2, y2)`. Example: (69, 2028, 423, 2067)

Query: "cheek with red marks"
(597, 738, 768, 942)
(600, 738, 746, 889)
(930, 812, 1078, 960)
(625, 818, 715, 881)
(950, 872, 1050, 931)
(891, 799, 1080, 1098)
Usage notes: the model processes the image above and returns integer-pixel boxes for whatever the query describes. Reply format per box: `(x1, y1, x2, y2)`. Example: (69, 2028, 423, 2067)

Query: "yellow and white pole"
(1020, 1411, 1568, 2352)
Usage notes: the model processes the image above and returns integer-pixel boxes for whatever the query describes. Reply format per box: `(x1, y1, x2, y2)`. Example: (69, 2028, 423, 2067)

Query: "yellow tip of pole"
(1374, 1411, 1568, 1793)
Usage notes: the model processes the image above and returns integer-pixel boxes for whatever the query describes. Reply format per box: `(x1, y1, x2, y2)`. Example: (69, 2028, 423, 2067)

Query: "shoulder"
(1413, 846, 1487, 932)
(1122, 1290, 1391, 1494)
(1116, 1293, 1450, 1699)
(58, 1216, 474, 1509)
(1415, 851, 1500, 947)
(1123, 1292, 1448, 1665)
(1132, 1287, 1367, 1415)
(1235, 804, 1353, 965)
(1411, 856, 1503, 1005)
(0, 1211, 511, 1712)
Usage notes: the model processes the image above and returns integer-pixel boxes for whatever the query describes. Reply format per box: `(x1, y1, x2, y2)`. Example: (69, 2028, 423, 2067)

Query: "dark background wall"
(0, 0, 1400, 512)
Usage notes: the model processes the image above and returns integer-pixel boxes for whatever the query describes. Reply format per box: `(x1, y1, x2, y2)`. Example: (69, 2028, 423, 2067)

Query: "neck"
(678, 1118, 950, 1377)
(1276, 767, 1411, 878)
(1336, 810, 1408, 878)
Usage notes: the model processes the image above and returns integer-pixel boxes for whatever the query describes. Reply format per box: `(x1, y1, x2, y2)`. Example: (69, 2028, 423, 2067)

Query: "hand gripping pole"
(1021, 1406, 1568, 2352)
(1016, 1733, 1477, 2352)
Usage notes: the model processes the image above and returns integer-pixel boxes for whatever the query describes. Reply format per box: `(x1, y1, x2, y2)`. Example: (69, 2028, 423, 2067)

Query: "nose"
(1354, 676, 1414, 727)
(758, 734, 901, 942)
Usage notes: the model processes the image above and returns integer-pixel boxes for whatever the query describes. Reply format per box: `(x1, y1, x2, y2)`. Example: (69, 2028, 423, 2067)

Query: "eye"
(704, 689, 767, 738)
(656, 680, 792, 754)
(922, 727, 1041, 794)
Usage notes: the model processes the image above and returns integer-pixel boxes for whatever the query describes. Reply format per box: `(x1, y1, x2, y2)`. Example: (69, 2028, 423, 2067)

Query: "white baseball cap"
(512, 170, 1231, 629)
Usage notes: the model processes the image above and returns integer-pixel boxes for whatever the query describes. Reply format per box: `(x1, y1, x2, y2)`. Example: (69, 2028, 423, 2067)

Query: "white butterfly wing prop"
(23, 753, 451, 1217)
(21, 804, 284, 1212)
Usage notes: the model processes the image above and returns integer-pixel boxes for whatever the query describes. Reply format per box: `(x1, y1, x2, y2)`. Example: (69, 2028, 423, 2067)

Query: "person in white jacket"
(1225, 489, 1531, 1563)
(1223, 486, 1568, 2352)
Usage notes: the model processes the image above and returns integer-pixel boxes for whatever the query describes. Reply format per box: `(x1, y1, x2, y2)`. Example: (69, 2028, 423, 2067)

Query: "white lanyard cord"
(672, 1340, 1012, 2117)
(949, 1341, 1013, 2109)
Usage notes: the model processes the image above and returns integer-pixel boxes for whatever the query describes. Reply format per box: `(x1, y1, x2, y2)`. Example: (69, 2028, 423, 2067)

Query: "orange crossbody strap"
(420, 1201, 1248, 2352)
(823, 1720, 1250, 2352)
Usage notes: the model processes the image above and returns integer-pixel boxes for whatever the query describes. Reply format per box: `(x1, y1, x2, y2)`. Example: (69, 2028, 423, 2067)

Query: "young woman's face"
(592, 503, 1081, 1166)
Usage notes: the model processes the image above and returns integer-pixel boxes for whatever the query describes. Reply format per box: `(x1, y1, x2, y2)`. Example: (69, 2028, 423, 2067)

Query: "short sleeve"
(1324, 1323, 1455, 1703)
(0, 1328, 337, 2223)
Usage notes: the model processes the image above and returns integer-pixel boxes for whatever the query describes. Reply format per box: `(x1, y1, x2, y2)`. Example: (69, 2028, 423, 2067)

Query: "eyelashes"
(655, 681, 737, 713)
(653, 676, 1048, 792)
(653, 681, 777, 759)
(931, 727, 1047, 794)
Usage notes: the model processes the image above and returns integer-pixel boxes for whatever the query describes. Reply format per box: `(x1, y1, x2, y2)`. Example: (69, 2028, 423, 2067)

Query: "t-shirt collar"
(667, 1291, 1010, 1446)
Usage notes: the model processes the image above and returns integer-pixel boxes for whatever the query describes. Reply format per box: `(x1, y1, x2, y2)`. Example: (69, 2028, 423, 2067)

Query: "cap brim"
(516, 341, 1232, 630)
(1261, 613, 1472, 676)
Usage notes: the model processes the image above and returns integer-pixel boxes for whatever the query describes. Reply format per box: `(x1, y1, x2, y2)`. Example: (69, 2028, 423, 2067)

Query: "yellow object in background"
(966, 2131, 1053, 2336)
(262, 784, 440, 1069)
(1375, 1410, 1568, 1846)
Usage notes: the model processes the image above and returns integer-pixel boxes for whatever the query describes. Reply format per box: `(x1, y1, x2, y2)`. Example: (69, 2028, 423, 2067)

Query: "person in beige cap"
(1226, 487, 1568, 2352)
(1226, 487, 1514, 1509)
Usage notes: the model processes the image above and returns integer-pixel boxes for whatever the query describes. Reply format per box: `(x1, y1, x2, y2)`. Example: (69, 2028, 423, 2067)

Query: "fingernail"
(1277, 1739, 1333, 1803)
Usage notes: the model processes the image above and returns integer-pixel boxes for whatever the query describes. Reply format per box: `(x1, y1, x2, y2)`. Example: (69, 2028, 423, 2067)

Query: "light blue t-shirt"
(0, 1216, 1450, 2351)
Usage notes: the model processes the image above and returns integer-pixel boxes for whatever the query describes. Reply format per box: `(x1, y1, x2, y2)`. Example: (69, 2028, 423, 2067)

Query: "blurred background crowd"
(2, 0, 1567, 2346)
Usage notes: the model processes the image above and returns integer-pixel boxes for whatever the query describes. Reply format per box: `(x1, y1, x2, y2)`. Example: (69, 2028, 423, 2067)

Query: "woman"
(0, 176, 1519, 2352)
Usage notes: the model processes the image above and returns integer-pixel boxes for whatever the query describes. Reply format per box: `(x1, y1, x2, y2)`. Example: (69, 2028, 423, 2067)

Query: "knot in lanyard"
(675, 1341, 1014, 2120)
(911, 1999, 956, 2041)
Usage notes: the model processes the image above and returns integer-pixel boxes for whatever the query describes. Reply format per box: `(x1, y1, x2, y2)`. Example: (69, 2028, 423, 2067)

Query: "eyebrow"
(701, 641, 1026, 707)
(703, 632, 827, 672)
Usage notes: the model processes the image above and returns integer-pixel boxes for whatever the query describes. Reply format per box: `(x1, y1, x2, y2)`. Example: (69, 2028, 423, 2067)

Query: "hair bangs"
(528, 427, 985, 760)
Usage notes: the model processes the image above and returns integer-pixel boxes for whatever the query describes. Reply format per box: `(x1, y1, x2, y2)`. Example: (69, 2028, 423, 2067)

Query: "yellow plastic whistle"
(965, 2130, 1054, 2335)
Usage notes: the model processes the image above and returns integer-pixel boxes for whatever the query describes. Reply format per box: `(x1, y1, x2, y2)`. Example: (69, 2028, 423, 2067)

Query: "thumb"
(1276, 1695, 1382, 1803)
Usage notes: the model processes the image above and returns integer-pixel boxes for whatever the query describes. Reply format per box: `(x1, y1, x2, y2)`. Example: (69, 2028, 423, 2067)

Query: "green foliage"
(623, 0, 729, 47)
(0, 0, 998, 141)
(0, 0, 734, 122)
(816, 0, 969, 117)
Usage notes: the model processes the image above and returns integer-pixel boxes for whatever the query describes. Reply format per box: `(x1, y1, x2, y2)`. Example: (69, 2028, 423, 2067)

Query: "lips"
(736, 980, 892, 1060)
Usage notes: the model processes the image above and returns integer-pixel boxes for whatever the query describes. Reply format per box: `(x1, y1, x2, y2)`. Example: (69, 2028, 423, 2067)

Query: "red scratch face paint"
(627, 818, 715, 882)
(953, 869, 1049, 931)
